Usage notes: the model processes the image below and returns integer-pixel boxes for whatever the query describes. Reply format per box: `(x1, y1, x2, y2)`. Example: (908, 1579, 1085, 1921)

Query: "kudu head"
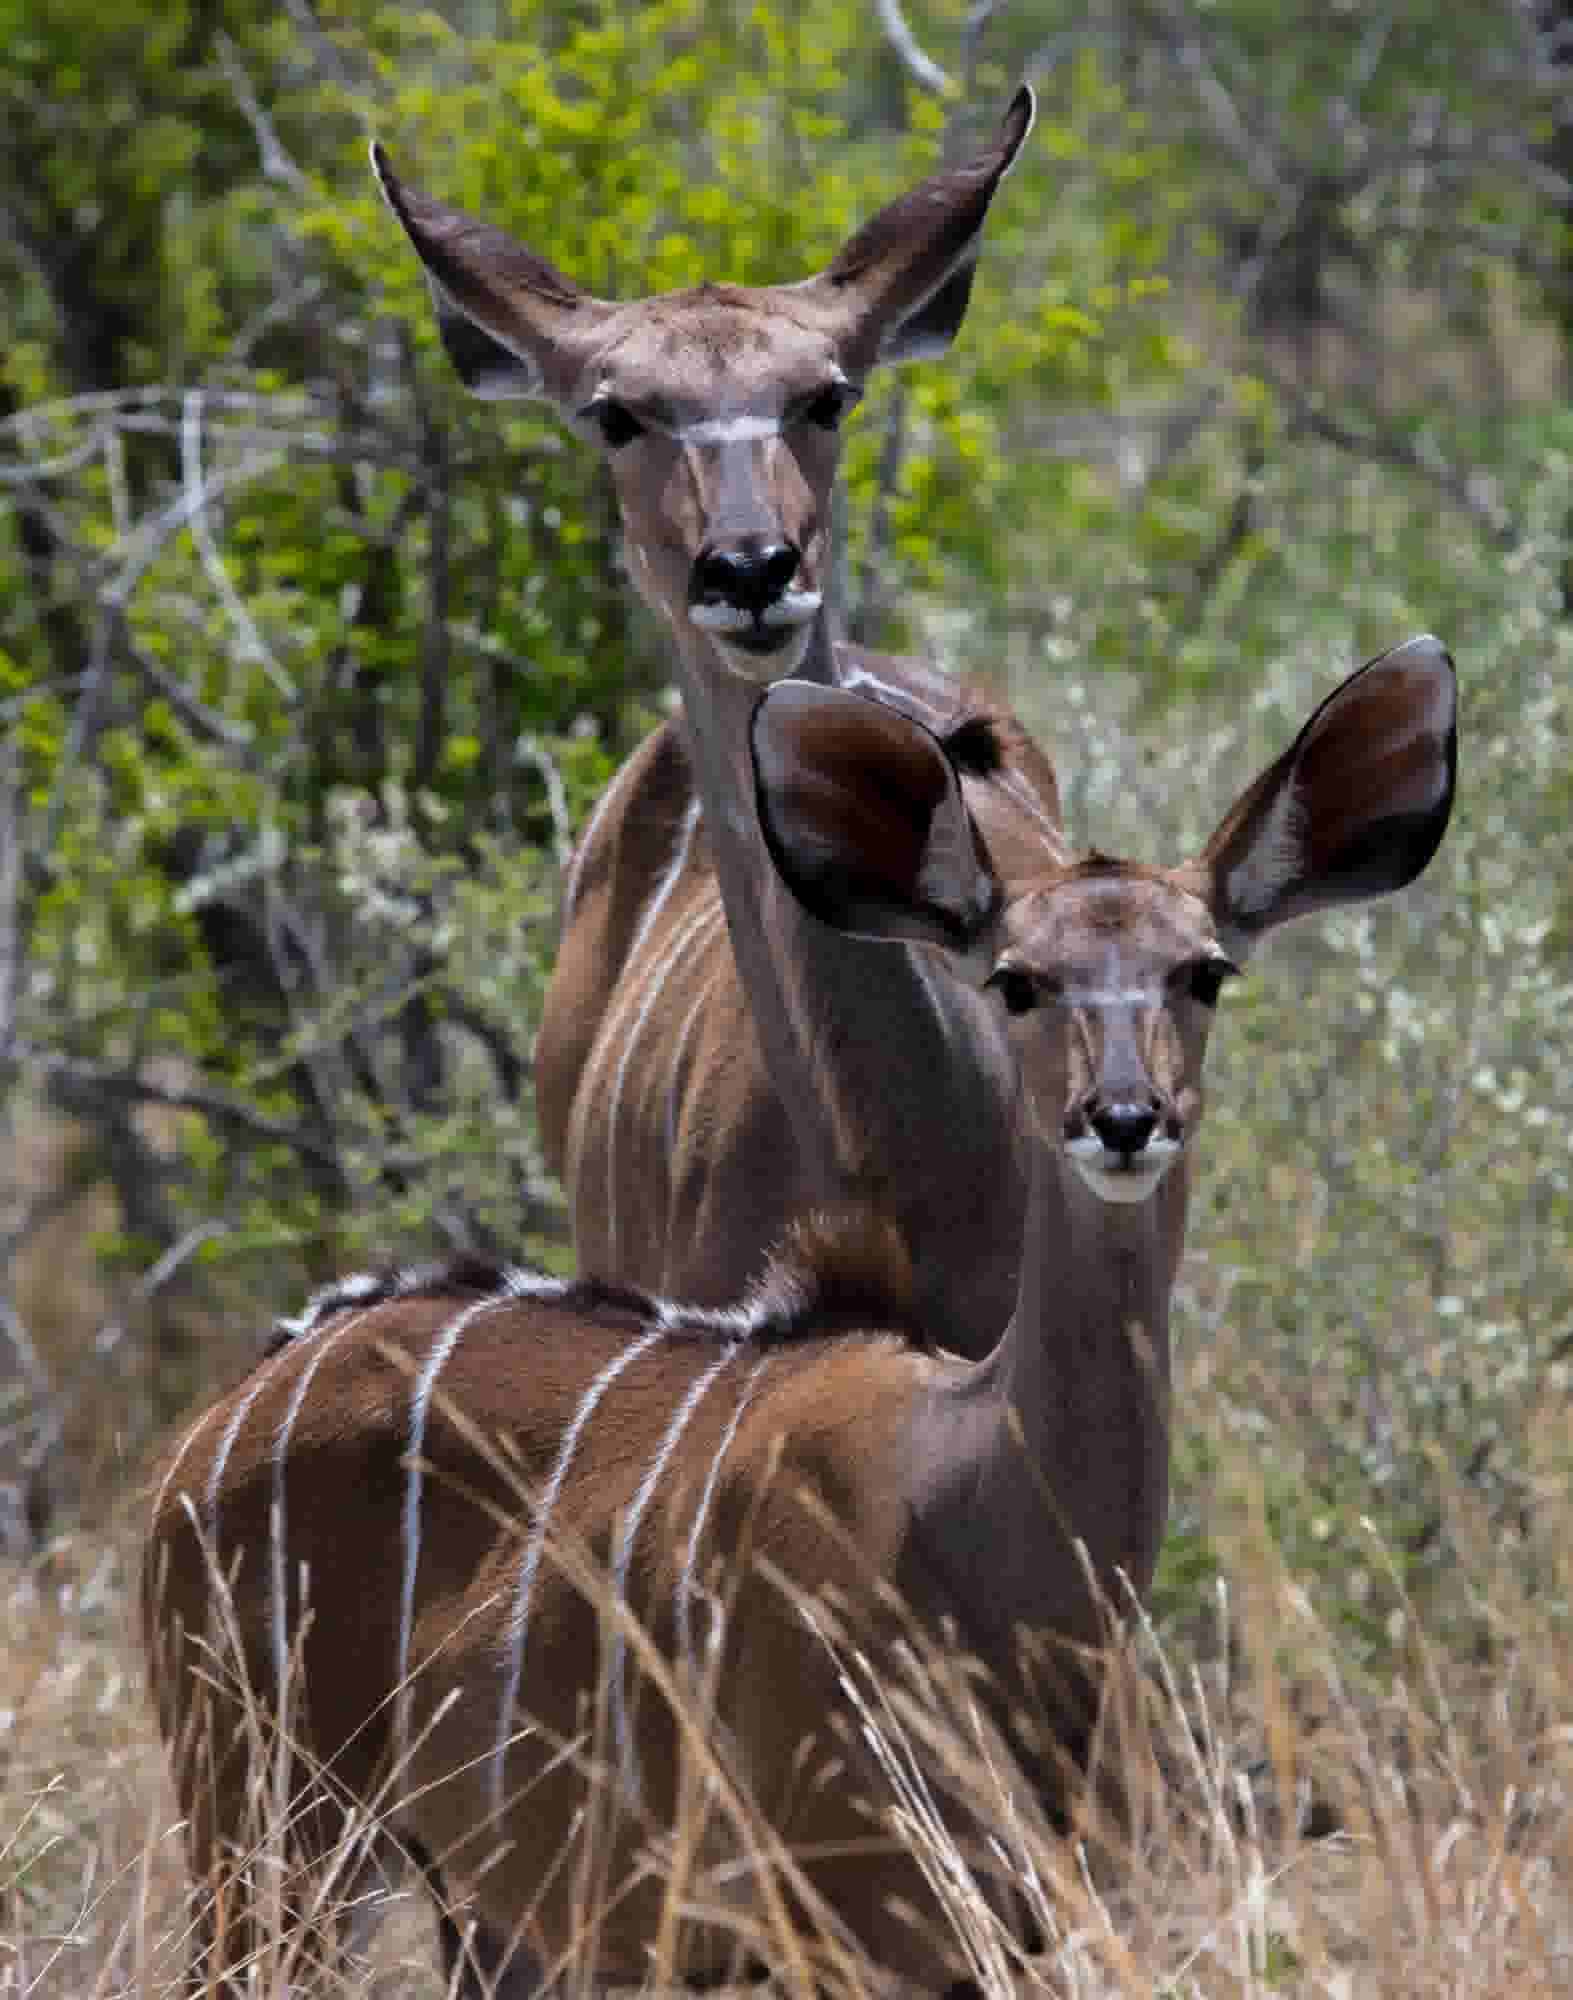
(371, 90, 1033, 680)
(752, 635, 1457, 1206)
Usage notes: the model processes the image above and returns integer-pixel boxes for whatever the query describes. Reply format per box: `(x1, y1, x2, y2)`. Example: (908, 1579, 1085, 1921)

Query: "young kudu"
(373, 91, 1067, 1348)
(144, 639, 1456, 1996)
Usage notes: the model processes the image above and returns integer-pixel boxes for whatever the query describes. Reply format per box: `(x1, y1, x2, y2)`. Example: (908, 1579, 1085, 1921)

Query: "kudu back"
(144, 640, 1456, 1996)
(374, 91, 1066, 1348)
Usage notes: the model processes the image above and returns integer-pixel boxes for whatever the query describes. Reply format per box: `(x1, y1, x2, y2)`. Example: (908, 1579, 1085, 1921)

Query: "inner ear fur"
(1202, 634, 1458, 944)
(750, 682, 1000, 951)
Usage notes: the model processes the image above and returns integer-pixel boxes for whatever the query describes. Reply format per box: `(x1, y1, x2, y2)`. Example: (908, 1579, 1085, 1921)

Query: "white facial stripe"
(678, 416, 782, 443)
(608, 1339, 743, 1800)
(491, 1325, 666, 1818)
(676, 1352, 773, 1679)
(603, 900, 725, 1263)
(395, 1290, 517, 1759)
(1062, 989, 1157, 1009)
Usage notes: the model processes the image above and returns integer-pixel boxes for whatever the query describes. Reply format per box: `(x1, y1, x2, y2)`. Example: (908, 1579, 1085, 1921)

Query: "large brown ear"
(370, 143, 610, 403)
(805, 86, 1034, 370)
(1201, 635, 1458, 953)
(750, 682, 1001, 952)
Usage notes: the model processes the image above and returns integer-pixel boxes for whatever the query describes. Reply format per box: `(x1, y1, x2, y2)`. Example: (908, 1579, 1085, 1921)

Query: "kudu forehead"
(1003, 868, 1216, 992)
(588, 287, 842, 423)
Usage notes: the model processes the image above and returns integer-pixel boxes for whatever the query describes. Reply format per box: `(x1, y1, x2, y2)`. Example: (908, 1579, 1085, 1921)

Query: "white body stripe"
(561, 748, 640, 922)
(664, 968, 714, 1161)
(676, 1352, 774, 1677)
(909, 950, 955, 1054)
(151, 1405, 211, 1531)
(624, 796, 700, 977)
(270, 1304, 379, 1698)
(608, 1339, 742, 1798)
(395, 1291, 517, 1754)
(601, 899, 724, 1261)
(491, 1326, 666, 1817)
(205, 1362, 276, 1535)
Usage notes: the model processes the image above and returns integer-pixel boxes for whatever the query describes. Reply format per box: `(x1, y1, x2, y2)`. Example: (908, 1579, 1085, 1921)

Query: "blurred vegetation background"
(1, 0, 1569, 1685)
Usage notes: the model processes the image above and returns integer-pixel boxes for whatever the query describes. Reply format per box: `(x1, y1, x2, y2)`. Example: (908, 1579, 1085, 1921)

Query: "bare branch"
(216, 32, 310, 193)
(872, 0, 954, 96)
(515, 736, 574, 871)
(7, 1042, 344, 1170)
(1145, 0, 1287, 195)
(181, 389, 297, 699)
(92, 1222, 229, 1362)
(1265, 368, 1520, 547)
(0, 740, 20, 1057)
(124, 637, 261, 758)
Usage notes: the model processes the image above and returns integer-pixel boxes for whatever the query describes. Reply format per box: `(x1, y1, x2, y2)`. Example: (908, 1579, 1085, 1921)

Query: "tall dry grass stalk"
(5, 1347, 1570, 1997)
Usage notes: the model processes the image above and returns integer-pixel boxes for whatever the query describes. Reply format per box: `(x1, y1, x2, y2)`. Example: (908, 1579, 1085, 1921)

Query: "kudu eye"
(1184, 954, 1241, 1008)
(584, 397, 645, 449)
(793, 382, 859, 431)
(985, 964, 1040, 1017)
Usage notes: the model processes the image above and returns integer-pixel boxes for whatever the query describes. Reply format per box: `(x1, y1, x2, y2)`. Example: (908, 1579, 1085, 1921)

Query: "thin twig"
(93, 1222, 229, 1361)
(872, 0, 954, 96)
(181, 389, 297, 699)
(515, 737, 574, 871)
(7, 1042, 344, 1170)
(1264, 367, 1519, 547)
(0, 739, 20, 1057)
(216, 32, 310, 192)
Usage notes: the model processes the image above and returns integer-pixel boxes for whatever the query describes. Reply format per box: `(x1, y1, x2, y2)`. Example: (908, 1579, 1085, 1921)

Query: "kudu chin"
(144, 640, 1457, 1996)
(373, 90, 1069, 1352)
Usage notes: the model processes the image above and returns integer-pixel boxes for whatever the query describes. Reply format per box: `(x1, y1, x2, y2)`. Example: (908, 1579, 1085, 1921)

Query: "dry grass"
(5, 1318, 1572, 1998)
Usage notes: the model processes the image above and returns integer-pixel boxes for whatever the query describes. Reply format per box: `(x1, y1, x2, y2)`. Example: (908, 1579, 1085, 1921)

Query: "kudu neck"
(666, 614, 1008, 1232)
(913, 1138, 1178, 1649)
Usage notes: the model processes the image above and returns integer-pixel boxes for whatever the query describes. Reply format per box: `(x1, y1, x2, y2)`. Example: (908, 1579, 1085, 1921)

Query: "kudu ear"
(809, 86, 1034, 370)
(1200, 635, 1458, 953)
(370, 143, 610, 403)
(750, 682, 1001, 952)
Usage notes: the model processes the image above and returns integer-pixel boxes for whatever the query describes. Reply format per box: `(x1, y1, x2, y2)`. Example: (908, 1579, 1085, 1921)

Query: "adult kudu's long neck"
(672, 617, 1022, 1313)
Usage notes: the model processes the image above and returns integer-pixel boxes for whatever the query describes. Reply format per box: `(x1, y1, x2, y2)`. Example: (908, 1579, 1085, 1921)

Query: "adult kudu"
(144, 638, 1457, 1996)
(373, 90, 1069, 1349)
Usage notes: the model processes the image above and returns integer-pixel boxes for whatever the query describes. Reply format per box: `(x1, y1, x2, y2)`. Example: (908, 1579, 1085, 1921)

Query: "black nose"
(690, 540, 800, 615)
(1090, 1102, 1158, 1156)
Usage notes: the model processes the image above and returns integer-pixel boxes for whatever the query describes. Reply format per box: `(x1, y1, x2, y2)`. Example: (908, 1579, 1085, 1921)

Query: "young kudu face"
(987, 868, 1234, 1204)
(371, 89, 1034, 681)
(754, 631, 1459, 1208)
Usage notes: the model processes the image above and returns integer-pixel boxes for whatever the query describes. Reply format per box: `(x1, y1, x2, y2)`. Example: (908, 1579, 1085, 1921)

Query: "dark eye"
(794, 382, 859, 431)
(985, 964, 1039, 1017)
(584, 398, 645, 449)
(1186, 955, 1240, 1007)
